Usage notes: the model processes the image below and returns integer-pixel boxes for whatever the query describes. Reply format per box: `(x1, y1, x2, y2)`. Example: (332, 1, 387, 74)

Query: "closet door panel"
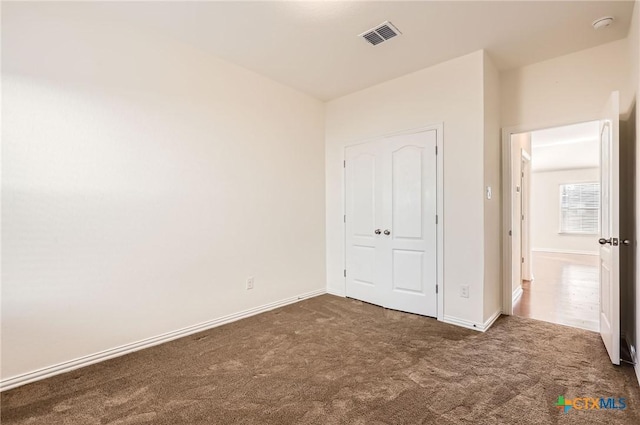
(382, 130, 437, 317)
(345, 143, 383, 306)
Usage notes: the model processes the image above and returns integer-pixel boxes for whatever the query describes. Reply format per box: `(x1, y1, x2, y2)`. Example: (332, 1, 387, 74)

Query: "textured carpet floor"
(1, 294, 639, 424)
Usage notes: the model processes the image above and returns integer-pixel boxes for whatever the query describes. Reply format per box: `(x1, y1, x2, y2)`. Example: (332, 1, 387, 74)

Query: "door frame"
(501, 119, 601, 315)
(520, 149, 532, 283)
(342, 122, 444, 321)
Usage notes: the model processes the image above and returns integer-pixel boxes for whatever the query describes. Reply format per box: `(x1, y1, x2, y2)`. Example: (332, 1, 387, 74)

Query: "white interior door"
(345, 142, 382, 307)
(381, 131, 437, 316)
(598, 91, 620, 365)
(345, 130, 438, 318)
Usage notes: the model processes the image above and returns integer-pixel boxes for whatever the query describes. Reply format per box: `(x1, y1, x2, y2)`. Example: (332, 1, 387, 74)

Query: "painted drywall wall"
(482, 52, 503, 322)
(501, 39, 631, 128)
(1, 3, 326, 381)
(531, 168, 600, 255)
(326, 51, 487, 326)
(628, 0, 640, 383)
(621, 108, 636, 371)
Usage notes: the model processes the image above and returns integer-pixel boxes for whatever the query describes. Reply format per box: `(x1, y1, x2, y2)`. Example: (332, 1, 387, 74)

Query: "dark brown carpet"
(1, 294, 639, 424)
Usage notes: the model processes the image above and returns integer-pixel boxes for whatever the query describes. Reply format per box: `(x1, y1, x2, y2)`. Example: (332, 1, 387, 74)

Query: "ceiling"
(13, 1, 636, 101)
(531, 121, 601, 172)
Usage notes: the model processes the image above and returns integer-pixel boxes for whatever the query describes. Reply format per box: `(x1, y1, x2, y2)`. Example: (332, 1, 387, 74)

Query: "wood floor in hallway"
(513, 251, 599, 332)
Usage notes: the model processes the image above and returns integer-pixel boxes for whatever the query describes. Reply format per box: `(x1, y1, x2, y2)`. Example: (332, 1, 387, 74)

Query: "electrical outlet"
(460, 285, 469, 298)
(246, 276, 254, 290)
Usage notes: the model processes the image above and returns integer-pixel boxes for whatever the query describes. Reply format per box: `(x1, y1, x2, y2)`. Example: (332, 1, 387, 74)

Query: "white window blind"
(559, 183, 600, 234)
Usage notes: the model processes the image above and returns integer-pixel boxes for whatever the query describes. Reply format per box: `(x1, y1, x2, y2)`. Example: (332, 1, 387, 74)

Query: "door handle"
(374, 229, 381, 235)
(599, 238, 619, 246)
(383, 229, 391, 236)
(622, 239, 631, 246)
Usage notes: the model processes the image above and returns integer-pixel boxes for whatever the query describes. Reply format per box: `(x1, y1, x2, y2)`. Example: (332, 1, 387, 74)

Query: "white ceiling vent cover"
(359, 21, 402, 46)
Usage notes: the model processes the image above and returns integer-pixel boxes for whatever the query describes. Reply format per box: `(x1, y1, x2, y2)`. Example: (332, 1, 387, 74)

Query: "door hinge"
(435, 215, 438, 224)
(436, 284, 438, 294)
(509, 230, 512, 236)
(522, 257, 525, 264)
(344, 214, 346, 223)
(344, 269, 346, 277)
(435, 146, 438, 155)
(343, 160, 346, 168)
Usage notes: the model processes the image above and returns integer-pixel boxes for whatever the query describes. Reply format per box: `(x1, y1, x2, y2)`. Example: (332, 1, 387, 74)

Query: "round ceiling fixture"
(592, 16, 614, 30)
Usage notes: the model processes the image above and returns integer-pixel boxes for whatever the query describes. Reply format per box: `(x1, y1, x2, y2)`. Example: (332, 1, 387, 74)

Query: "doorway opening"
(509, 121, 602, 332)
(503, 91, 632, 366)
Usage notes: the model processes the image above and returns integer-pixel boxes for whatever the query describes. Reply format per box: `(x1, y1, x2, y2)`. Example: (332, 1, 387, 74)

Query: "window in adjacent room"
(559, 182, 600, 234)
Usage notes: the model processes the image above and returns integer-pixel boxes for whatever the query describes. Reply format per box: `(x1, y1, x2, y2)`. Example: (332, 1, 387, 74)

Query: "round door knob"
(599, 238, 611, 245)
(622, 239, 631, 246)
(383, 229, 391, 235)
(374, 229, 381, 235)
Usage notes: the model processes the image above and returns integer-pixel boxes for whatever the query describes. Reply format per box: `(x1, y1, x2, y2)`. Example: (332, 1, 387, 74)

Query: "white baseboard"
(482, 310, 502, 331)
(532, 248, 598, 256)
(0, 288, 326, 392)
(443, 310, 501, 333)
(443, 316, 479, 331)
(326, 287, 346, 297)
(512, 286, 523, 304)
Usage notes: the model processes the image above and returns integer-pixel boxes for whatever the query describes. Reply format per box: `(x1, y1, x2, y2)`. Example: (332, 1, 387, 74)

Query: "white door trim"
(343, 123, 444, 321)
(501, 119, 600, 315)
(520, 149, 532, 282)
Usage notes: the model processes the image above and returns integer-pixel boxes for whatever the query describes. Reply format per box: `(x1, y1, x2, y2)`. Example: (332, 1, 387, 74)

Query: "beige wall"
(501, 39, 631, 128)
(1, 3, 326, 381)
(621, 109, 636, 369)
(326, 51, 487, 326)
(482, 52, 502, 322)
(531, 168, 600, 255)
(629, 0, 640, 382)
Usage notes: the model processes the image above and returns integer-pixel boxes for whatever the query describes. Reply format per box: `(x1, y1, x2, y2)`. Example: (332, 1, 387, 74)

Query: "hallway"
(513, 251, 599, 332)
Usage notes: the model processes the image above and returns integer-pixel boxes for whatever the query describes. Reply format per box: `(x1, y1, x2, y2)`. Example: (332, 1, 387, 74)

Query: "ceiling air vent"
(359, 21, 401, 46)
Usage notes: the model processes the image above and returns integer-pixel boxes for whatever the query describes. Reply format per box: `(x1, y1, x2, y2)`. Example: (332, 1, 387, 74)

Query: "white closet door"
(380, 130, 438, 317)
(345, 130, 438, 318)
(344, 142, 383, 306)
